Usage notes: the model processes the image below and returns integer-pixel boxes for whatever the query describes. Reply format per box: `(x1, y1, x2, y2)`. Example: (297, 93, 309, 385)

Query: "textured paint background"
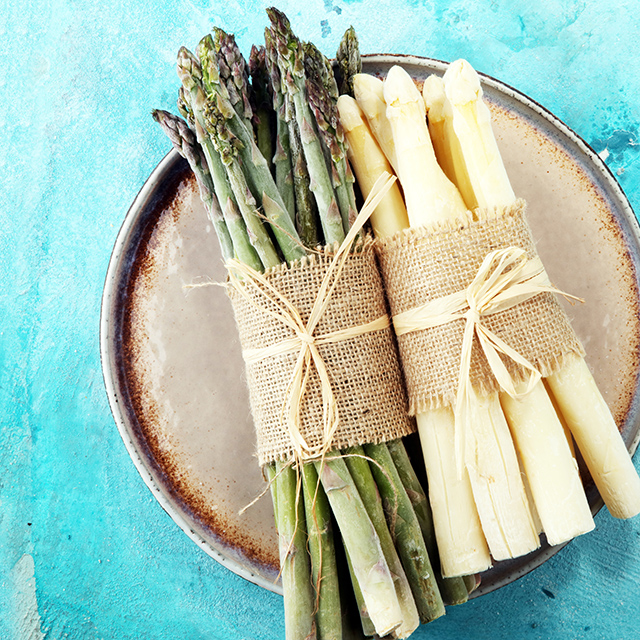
(3, 0, 640, 638)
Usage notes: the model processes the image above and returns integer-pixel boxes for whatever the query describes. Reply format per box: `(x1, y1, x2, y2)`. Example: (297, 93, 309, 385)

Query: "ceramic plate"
(100, 54, 640, 597)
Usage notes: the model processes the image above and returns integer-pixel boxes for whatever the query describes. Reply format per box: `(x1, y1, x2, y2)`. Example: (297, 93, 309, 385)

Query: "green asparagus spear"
(198, 34, 307, 264)
(221, 194, 266, 271)
(176, 79, 264, 271)
(177, 46, 282, 268)
(333, 536, 372, 640)
(303, 41, 358, 233)
(212, 27, 253, 130)
(275, 461, 317, 640)
(335, 26, 361, 97)
(249, 44, 276, 176)
(464, 574, 481, 595)
(263, 31, 297, 225)
(386, 439, 469, 606)
(287, 101, 321, 248)
(301, 464, 342, 640)
(342, 544, 375, 637)
(151, 109, 234, 262)
(266, 8, 344, 246)
(344, 446, 419, 639)
(363, 442, 446, 624)
(314, 452, 403, 638)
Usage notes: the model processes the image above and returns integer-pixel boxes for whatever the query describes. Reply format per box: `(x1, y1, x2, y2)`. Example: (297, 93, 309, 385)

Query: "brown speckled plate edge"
(100, 152, 281, 590)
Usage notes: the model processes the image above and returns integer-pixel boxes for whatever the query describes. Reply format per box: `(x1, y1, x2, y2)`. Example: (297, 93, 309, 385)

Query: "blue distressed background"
(2, 1, 640, 638)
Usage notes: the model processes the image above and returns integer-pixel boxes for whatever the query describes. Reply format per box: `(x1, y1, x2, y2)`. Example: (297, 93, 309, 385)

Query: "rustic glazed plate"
(100, 54, 640, 597)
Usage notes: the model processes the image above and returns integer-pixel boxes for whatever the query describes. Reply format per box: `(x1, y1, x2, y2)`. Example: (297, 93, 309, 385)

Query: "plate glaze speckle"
(100, 55, 640, 597)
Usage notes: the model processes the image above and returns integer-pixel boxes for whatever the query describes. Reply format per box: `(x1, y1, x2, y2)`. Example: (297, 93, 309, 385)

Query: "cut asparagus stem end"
(343, 446, 420, 639)
(363, 442, 445, 624)
(465, 393, 541, 561)
(315, 455, 404, 637)
(274, 462, 317, 640)
(386, 439, 469, 606)
(416, 408, 492, 577)
(301, 463, 342, 640)
(500, 380, 595, 546)
(342, 543, 376, 637)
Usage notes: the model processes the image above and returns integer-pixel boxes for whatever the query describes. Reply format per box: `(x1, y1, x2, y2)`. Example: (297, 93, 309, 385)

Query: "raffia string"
(226, 173, 399, 464)
(392, 244, 583, 467)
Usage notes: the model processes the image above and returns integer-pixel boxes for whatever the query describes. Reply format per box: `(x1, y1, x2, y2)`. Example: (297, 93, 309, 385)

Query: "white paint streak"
(10, 554, 44, 640)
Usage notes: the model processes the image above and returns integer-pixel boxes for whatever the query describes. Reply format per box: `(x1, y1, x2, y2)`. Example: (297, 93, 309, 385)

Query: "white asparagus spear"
(336, 95, 408, 237)
(500, 381, 594, 545)
(440, 60, 515, 210)
(382, 67, 467, 227)
(338, 94, 492, 576)
(422, 75, 460, 195)
(383, 64, 540, 562)
(546, 354, 640, 519)
(416, 407, 494, 575)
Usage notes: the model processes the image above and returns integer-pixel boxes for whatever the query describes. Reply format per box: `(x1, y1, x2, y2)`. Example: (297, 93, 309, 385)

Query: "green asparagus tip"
(213, 26, 253, 122)
(196, 34, 221, 89)
(264, 28, 284, 102)
(151, 108, 203, 169)
(151, 108, 179, 140)
(249, 44, 263, 73)
(176, 46, 202, 89)
(177, 86, 194, 125)
(211, 25, 226, 49)
(266, 6, 291, 33)
(336, 26, 361, 96)
(196, 33, 214, 61)
(266, 7, 304, 78)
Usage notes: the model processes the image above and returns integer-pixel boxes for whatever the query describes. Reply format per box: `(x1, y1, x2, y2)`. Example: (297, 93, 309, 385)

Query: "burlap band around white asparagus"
(227, 236, 416, 466)
(376, 199, 585, 415)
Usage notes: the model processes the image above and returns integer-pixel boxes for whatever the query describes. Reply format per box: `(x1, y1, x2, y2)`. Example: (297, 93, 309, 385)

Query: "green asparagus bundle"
(152, 9, 475, 639)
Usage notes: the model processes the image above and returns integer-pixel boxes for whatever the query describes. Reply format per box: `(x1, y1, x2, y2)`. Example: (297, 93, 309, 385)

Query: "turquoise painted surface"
(2, 0, 640, 638)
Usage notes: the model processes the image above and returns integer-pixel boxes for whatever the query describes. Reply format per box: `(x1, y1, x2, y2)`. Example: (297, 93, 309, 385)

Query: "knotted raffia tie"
(393, 245, 582, 465)
(226, 173, 397, 463)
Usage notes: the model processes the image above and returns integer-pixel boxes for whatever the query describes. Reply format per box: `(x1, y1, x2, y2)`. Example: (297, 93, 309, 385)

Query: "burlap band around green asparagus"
(228, 236, 416, 466)
(376, 200, 585, 415)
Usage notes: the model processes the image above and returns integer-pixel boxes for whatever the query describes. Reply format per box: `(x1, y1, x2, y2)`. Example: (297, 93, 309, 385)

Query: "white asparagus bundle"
(340, 60, 640, 576)
(353, 65, 543, 568)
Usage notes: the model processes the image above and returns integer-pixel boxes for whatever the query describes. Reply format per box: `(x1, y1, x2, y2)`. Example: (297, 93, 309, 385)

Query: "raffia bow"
(226, 173, 396, 464)
(393, 245, 582, 467)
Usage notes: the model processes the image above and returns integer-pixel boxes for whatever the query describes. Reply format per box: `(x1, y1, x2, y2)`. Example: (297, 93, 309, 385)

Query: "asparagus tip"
(442, 58, 483, 105)
(383, 65, 424, 110)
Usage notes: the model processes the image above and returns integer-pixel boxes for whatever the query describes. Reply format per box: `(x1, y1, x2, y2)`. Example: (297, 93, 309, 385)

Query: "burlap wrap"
(376, 200, 585, 415)
(228, 237, 416, 466)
